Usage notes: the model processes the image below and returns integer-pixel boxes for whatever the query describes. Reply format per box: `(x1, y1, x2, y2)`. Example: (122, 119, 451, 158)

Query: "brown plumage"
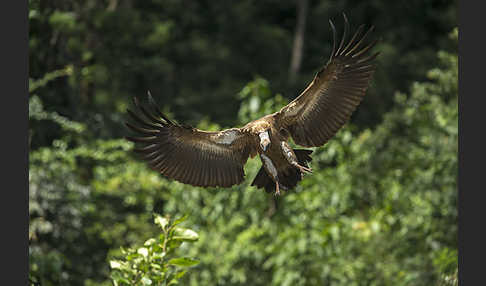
(125, 14, 379, 195)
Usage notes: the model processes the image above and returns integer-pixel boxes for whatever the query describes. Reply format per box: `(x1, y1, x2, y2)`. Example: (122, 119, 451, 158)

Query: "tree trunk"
(289, 0, 308, 84)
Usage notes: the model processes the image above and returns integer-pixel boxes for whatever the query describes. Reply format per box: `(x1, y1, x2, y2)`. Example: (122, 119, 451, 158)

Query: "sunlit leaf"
(168, 258, 200, 267)
(137, 247, 149, 257)
(172, 227, 199, 241)
(141, 276, 152, 285)
(110, 260, 122, 269)
(154, 215, 169, 230)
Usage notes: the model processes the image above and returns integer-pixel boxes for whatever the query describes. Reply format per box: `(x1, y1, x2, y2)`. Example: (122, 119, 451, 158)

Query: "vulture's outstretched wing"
(126, 95, 256, 187)
(275, 14, 379, 147)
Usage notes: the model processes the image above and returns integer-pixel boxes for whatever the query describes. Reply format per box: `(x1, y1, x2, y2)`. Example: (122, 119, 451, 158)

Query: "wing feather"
(275, 14, 379, 147)
(126, 96, 256, 188)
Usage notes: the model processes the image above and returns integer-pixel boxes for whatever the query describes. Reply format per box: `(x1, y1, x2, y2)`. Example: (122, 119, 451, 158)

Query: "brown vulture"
(125, 14, 379, 195)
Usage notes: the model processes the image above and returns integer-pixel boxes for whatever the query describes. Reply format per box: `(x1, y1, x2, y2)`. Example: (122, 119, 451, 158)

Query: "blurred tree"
(289, 0, 309, 84)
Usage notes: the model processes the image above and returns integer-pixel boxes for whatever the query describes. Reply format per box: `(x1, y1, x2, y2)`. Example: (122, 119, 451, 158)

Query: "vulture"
(125, 14, 379, 195)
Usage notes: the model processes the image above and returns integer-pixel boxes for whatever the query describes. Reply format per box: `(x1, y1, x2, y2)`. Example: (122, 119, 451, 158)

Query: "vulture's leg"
(274, 181, 280, 196)
(280, 141, 313, 174)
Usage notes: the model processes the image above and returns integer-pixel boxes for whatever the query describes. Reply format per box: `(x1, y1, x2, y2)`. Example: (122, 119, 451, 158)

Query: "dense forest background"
(29, 0, 457, 285)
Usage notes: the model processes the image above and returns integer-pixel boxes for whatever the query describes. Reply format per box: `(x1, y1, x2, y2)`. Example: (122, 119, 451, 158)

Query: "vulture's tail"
(251, 149, 313, 193)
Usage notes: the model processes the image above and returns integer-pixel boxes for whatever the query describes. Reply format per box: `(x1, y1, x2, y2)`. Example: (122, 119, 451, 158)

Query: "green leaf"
(167, 240, 183, 250)
(110, 260, 122, 269)
(141, 276, 153, 285)
(174, 270, 187, 279)
(172, 227, 199, 241)
(168, 258, 200, 267)
(152, 252, 166, 260)
(144, 238, 156, 246)
(172, 214, 189, 227)
(137, 247, 149, 257)
(110, 272, 131, 284)
(154, 214, 169, 230)
(150, 263, 162, 270)
(126, 253, 140, 261)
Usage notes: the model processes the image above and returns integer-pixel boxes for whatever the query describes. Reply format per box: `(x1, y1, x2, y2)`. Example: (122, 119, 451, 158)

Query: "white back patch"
(261, 154, 278, 178)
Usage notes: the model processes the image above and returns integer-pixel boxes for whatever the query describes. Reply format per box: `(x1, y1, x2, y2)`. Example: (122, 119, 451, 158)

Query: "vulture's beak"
(260, 140, 270, 152)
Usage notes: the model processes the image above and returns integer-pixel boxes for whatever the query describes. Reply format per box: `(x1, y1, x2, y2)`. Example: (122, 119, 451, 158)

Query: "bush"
(110, 214, 199, 286)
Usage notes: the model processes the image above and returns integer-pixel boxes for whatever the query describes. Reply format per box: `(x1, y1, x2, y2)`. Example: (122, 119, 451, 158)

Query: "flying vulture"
(125, 14, 379, 195)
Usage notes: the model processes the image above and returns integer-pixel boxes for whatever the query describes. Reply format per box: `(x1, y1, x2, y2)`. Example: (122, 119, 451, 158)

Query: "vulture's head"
(259, 130, 271, 152)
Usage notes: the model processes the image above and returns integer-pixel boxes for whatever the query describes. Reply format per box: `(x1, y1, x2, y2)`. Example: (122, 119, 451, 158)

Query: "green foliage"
(29, 0, 457, 284)
(29, 138, 137, 285)
(29, 95, 85, 134)
(29, 65, 73, 93)
(110, 214, 199, 286)
(29, 133, 176, 285)
(29, 66, 84, 149)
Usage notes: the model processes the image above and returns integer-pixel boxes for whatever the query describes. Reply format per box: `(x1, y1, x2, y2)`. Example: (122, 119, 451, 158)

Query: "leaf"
(150, 263, 162, 270)
(110, 260, 122, 269)
(141, 276, 153, 285)
(144, 238, 156, 246)
(172, 227, 199, 241)
(168, 274, 185, 286)
(137, 247, 149, 257)
(110, 272, 131, 284)
(154, 214, 169, 230)
(152, 252, 166, 260)
(174, 270, 187, 279)
(168, 258, 200, 267)
(167, 240, 183, 250)
(172, 214, 189, 227)
(126, 253, 140, 261)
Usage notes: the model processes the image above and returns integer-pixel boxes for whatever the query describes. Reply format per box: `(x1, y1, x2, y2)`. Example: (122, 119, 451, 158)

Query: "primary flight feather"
(125, 14, 379, 195)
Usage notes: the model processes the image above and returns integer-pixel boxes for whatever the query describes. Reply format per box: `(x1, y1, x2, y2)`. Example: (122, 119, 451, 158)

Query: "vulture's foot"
(296, 164, 313, 174)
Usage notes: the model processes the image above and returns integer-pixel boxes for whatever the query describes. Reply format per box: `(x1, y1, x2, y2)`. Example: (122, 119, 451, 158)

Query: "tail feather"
(251, 167, 275, 193)
(279, 167, 302, 190)
(295, 149, 313, 166)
